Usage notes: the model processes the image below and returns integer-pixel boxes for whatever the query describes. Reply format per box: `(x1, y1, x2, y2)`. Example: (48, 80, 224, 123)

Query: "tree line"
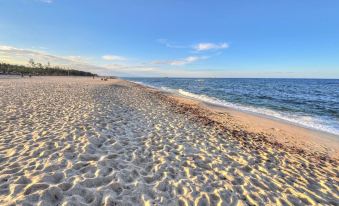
(0, 59, 97, 76)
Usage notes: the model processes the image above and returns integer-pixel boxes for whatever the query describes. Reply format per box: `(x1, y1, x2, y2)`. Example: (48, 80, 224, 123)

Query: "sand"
(0, 76, 338, 205)
(164, 91, 339, 160)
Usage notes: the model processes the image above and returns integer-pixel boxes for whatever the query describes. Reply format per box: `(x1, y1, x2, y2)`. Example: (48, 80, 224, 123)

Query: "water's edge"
(128, 79, 339, 137)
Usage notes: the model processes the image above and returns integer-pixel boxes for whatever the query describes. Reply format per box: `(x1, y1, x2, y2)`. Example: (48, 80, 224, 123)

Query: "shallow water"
(126, 78, 339, 136)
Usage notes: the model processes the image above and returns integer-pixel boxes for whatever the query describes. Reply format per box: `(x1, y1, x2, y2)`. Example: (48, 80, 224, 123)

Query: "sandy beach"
(0, 76, 338, 205)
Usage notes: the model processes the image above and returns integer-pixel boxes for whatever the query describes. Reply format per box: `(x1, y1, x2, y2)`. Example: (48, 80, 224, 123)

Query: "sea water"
(126, 78, 339, 136)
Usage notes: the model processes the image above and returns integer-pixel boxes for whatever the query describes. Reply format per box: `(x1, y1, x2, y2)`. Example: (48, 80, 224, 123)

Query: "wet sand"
(162, 90, 339, 160)
(0, 77, 338, 205)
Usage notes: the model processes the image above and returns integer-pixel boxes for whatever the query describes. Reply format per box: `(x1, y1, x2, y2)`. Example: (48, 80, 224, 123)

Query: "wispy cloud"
(0, 45, 109, 74)
(156, 39, 188, 49)
(3, 44, 283, 78)
(0, 45, 85, 64)
(100, 64, 313, 78)
(103, 64, 160, 77)
(2, 45, 328, 77)
(158, 39, 229, 53)
(102, 55, 126, 61)
(106, 64, 156, 72)
(38, 0, 53, 3)
(193, 42, 229, 51)
(153, 56, 207, 66)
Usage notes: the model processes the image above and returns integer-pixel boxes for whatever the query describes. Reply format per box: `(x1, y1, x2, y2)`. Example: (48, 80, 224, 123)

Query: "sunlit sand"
(0, 77, 338, 205)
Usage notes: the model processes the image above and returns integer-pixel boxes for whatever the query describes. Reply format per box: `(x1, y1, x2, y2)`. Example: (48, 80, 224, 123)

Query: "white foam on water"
(175, 89, 339, 136)
(129, 81, 339, 136)
(130, 81, 158, 89)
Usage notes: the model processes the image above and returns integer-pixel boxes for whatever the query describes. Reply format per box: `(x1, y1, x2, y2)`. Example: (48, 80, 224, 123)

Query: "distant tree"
(46, 62, 51, 68)
(28, 59, 35, 68)
(37, 63, 43, 69)
(0, 61, 97, 76)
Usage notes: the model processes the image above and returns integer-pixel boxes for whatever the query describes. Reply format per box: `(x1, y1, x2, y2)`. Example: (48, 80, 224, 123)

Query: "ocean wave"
(155, 86, 339, 136)
(129, 80, 339, 136)
(130, 81, 158, 89)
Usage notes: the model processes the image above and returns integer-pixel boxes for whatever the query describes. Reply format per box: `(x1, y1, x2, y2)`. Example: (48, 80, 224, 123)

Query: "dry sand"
(164, 91, 339, 160)
(0, 77, 338, 205)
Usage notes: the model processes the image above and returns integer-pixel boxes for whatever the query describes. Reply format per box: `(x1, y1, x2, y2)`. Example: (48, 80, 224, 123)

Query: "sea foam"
(132, 80, 339, 136)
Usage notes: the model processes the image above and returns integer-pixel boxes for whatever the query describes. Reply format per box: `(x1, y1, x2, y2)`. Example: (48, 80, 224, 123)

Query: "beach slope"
(0, 77, 338, 205)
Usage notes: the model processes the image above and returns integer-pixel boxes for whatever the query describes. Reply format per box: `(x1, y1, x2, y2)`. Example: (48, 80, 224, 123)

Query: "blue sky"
(0, 0, 339, 77)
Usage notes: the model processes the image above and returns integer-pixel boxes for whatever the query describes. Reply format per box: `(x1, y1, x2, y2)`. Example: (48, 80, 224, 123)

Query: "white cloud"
(157, 39, 229, 52)
(169, 56, 203, 65)
(2, 44, 333, 78)
(0, 45, 212, 77)
(193, 42, 229, 51)
(153, 56, 207, 66)
(66, 56, 89, 63)
(0, 45, 18, 51)
(102, 55, 126, 61)
(0, 45, 110, 74)
(0, 45, 82, 65)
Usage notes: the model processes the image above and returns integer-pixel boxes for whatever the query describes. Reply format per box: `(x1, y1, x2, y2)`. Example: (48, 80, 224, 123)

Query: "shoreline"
(128, 79, 339, 137)
(1, 76, 338, 205)
(128, 80, 339, 161)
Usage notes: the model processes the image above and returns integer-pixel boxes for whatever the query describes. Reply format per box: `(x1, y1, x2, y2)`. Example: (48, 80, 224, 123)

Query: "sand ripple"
(0, 77, 338, 205)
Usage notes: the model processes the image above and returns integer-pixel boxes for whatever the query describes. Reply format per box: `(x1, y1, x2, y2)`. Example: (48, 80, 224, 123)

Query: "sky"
(0, 0, 339, 78)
